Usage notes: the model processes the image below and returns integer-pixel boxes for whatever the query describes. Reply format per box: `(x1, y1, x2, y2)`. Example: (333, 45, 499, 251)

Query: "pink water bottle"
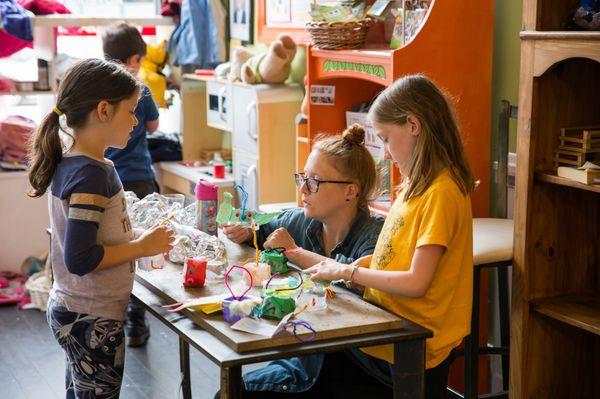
(195, 179, 218, 236)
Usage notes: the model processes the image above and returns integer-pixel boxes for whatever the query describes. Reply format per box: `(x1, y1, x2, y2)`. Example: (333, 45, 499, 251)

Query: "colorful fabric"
(363, 169, 473, 369)
(47, 298, 125, 399)
(0, 0, 32, 41)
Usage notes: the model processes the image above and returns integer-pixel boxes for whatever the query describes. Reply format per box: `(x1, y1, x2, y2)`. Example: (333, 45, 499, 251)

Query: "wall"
(490, 0, 522, 208)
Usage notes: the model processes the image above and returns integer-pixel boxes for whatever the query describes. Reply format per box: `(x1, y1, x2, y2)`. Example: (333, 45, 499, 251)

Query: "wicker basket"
(25, 267, 52, 312)
(306, 20, 372, 50)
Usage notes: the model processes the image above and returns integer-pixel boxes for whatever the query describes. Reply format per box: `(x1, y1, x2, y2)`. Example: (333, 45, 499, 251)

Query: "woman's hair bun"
(343, 123, 365, 146)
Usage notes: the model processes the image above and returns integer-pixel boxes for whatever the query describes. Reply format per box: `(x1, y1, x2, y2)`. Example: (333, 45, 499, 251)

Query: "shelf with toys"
(511, 0, 600, 397)
(301, 0, 494, 217)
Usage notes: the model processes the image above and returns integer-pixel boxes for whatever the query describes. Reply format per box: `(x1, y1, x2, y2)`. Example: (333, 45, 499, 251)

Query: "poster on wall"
(230, 0, 253, 42)
(310, 85, 336, 106)
(265, 0, 311, 27)
(266, 0, 291, 24)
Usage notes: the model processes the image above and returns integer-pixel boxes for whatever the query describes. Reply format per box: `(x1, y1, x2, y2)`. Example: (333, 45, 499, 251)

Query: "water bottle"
(195, 179, 218, 236)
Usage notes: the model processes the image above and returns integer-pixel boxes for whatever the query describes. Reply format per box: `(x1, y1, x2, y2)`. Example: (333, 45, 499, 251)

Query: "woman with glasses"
(217, 124, 384, 398)
(223, 124, 383, 270)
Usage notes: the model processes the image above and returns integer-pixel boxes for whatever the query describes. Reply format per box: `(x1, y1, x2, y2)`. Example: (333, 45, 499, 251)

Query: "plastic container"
(183, 258, 207, 288)
(195, 179, 218, 236)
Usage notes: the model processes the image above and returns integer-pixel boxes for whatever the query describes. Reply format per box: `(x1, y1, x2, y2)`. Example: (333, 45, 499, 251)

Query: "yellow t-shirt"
(362, 170, 473, 369)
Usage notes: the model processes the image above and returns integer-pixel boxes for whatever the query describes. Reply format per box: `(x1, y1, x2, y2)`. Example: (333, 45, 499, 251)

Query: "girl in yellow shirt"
(306, 74, 475, 399)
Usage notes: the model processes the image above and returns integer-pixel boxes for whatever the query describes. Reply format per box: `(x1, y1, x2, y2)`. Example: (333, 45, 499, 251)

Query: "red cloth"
(0, 30, 32, 58)
(161, 0, 182, 24)
(18, 0, 69, 14)
(0, 115, 36, 162)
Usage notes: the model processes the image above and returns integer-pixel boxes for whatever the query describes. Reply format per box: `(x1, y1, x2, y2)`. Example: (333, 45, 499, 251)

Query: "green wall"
(490, 0, 522, 211)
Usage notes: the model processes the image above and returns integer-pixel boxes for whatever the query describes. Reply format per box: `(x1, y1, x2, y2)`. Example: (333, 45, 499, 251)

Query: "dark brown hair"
(102, 23, 147, 63)
(313, 124, 379, 208)
(368, 74, 475, 200)
(28, 58, 140, 197)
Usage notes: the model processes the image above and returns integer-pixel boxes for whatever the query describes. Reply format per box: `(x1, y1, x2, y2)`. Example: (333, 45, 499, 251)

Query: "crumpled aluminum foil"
(126, 192, 227, 264)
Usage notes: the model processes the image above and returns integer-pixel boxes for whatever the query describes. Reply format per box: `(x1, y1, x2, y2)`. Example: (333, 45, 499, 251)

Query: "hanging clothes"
(18, 0, 70, 15)
(0, 0, 32, 41)
(167, 0, 219, 68)
(208, 0, 227, 64)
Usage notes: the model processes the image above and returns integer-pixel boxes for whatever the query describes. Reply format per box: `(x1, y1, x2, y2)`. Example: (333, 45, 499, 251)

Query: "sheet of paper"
(231, 313, 294, 337)
(231, 317, 279, 337)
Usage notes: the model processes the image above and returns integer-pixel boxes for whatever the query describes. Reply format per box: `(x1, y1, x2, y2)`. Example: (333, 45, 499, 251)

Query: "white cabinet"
(203, 78, 303, 207)
(206, 80, 233, 131)
(232, 150, 259, 210)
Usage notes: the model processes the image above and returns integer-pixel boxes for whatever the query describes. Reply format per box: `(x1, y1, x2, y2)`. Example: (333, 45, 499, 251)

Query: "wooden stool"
(448, 218, 513, 399)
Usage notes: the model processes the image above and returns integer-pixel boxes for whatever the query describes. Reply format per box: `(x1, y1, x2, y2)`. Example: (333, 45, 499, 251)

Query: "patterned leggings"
(47, 298, 125, 399)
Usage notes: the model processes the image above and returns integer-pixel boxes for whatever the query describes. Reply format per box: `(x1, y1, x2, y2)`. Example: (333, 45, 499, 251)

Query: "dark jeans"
(47, 298, 125, 399)
(218, 350, 452, 399)
(123, 179, 160, 319)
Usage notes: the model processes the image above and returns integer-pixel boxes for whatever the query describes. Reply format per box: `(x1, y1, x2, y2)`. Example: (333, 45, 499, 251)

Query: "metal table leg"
(179, 336, 192, 399)
(393, 339, 426, 399)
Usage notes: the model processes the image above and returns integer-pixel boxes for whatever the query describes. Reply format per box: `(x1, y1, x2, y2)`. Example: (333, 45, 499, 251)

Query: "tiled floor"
(0, 304, 240, 399)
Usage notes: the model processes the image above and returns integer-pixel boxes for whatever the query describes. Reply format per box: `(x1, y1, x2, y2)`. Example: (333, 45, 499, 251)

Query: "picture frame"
(230, 0, 253, 43)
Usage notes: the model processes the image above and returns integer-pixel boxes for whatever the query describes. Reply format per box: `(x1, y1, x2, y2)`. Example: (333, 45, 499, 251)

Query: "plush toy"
(138, 40, 169, 108)
(241, 34, 297, 84)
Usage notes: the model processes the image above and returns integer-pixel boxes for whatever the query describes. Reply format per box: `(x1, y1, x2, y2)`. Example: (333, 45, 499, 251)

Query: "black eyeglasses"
(294, 173, 353, 193)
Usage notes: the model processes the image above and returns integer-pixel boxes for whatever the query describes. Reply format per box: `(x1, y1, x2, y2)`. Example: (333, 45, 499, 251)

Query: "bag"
(147, 131, 182, 162)
(0, 115, 36, 162)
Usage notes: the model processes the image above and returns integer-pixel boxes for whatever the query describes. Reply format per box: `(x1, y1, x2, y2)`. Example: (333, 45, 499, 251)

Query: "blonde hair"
(368, 74, 475, 201)
(313, 124, 379, 208)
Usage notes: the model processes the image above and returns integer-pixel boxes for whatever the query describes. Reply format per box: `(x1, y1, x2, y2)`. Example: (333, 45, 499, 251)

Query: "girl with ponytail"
(28, 58, 174, 398)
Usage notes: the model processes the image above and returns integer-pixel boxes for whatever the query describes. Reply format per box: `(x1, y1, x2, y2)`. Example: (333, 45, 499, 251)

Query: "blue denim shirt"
(244, 207, 384, 393)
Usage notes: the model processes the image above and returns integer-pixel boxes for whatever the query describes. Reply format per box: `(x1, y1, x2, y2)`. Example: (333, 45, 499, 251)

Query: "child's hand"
(222, 224, 253, 244)
(264, 227, 296, 251)
(137, 226, 175, 256)
(305, 259, 351, 282)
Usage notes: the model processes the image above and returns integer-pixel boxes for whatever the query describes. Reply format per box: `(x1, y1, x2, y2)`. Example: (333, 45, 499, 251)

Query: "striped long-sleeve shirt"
(48, 154, 135, 320)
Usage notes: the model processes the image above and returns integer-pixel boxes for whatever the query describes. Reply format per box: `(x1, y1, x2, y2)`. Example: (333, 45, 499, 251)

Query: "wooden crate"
(559, 126, 600, 153)
(554, 149, 600, 168)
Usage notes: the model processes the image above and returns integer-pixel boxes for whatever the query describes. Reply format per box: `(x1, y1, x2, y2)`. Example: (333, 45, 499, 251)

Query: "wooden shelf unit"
(532, 294, 600, 336)
(302, 0, 494, 217)
(511, 1, 600, 397)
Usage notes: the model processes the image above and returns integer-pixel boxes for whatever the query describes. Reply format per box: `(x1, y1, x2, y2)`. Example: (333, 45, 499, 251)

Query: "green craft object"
(259, 294, 296, 320)
(260, 249, 291, 275)
(216, 192, 280, 226)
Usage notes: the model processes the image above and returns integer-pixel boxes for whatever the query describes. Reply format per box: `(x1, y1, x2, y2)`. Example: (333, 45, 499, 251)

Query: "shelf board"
(309, 45, 393, 85)
(521, 31, 600, 41)
(536, 171, 600, 194)
(532, 294, 600, 336)
(31, 15, 175, 28)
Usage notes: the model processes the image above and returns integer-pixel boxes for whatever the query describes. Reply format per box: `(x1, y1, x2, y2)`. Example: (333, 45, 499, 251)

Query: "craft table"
(132, 234, 432, 399)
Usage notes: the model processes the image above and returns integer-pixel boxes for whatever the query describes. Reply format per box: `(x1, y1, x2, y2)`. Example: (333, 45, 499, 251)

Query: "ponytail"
(28, 111, 63, 197)
(26, 58, 140, 198)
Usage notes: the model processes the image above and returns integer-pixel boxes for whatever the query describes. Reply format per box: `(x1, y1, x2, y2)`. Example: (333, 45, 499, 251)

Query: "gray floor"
(0, 304, 235, 399)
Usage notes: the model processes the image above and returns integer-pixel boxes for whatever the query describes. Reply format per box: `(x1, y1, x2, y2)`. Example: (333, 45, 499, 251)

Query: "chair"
(448, 218, 513, 399)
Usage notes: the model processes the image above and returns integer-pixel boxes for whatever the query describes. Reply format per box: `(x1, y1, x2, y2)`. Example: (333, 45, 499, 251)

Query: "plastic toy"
(222, 265, 260, 324)
(259, 293, 296, 320)
(260, 248, 291, 275)
(216, 186, 280, 227)
(183, 258, 207, 288)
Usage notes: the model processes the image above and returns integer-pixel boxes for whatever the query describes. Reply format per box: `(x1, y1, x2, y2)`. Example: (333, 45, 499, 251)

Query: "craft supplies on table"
(183, 258, 207, 288)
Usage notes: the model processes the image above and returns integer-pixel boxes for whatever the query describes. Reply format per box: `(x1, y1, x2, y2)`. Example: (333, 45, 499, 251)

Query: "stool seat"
(473, 218, 514, 266)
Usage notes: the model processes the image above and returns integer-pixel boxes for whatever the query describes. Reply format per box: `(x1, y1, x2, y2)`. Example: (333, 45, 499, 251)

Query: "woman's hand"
(305, 259, 352, 282)
(264, 227, 297, 251)
(222, 224, 253, 244)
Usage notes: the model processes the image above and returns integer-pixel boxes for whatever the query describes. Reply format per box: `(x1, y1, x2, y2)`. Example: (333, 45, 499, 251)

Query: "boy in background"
(102, 23, 160, 347)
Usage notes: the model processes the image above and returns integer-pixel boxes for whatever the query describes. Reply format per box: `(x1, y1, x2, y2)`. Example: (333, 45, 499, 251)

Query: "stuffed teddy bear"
(241, 34, 297, 84)
(138, 40, 169, 108)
